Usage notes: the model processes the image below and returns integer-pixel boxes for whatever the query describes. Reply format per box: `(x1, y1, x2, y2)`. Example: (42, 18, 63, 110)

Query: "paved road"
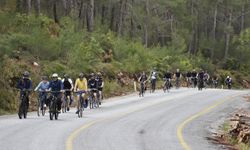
(0, 88, 249, 150)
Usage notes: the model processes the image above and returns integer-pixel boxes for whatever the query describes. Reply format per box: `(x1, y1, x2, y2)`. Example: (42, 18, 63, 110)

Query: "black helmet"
(42, 76, 48, 80)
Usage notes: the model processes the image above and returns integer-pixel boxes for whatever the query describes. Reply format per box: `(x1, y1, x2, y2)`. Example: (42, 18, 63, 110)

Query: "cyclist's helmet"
(52, 73, 58, 78)
(177, 69, 180, 72)
(97, 72, 102, 77)
(79, 73, 84, 78)
(42, 76, 48, 81)
(23, 71, 30, 78)
(227, 76, 230, 78)
(64, 74, 69, 79)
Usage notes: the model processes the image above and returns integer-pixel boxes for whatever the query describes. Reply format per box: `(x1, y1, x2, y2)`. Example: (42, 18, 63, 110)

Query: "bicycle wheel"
(78, 98, 83, 118)
(49, 101, 54, 120)
(18, 100, 23, 119)
(54, 101, 58, 120)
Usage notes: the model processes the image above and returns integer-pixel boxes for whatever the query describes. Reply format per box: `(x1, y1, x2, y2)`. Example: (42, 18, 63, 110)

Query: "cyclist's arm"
(85, 78, 88, 90)
(34, 82, 42, 91)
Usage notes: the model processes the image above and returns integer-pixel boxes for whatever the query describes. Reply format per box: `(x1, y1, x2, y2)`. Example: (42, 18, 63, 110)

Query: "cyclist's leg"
(56, 94, 62, 111)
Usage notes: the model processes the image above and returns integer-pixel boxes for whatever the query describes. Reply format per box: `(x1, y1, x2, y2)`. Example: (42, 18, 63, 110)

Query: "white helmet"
(227, 76, 230, 78)
(52, 73, 58, 78)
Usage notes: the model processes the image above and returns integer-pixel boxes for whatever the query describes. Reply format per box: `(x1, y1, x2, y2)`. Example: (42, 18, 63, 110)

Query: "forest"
(0, 0, 250, 114)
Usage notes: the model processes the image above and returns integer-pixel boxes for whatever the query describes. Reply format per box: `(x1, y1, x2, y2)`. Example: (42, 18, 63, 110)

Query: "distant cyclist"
(203, 71, 210, 88)
(174, 69, 181, 89)
(34, 76, 50, 108)
(138, 72, 148, 97)
(48, 73, 63, 112)
(62, 74, 74, 111)
(150, 68, 158, 93)
(197, 69, 204, 90)
(17, 71, 32, 110)
(186, 71, 192, 87)
(96, 72, 104, 105)
(163, 70, 172, 92)
(212, 75, 219, 88)
(225, 76, 232, 89)
(191, 69, 198, 88)
(74, 73, 88, 114)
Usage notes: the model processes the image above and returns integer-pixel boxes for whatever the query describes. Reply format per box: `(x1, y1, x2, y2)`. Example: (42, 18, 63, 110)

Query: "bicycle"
(37, 90, 47, 117)
(75, 91, 86, 118)
(18, 89, 31, 119)
(198, 78, 204, 91)
(139, 81, 146, 97)
(176, 77, 180, 89)
(163, 78, 171, 93)
(62, 90, 71, 113)
(48, 91, 61, 120)
(89, 89, 100, 109)
(150, 79, 156, 93)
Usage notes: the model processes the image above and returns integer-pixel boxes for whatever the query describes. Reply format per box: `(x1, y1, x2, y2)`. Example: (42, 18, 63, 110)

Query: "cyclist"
(138, 71, 148, 97)
(48, 73, 63, 112)
(17, 71, 32, 110)
(150, 68, 158, 93)
(74, 73, 88, 114)
(62, 74, 74, 111)
(163, 70, 172, 90)
(88, 73, 99, 106)
(212, 75, 219, 88)
(225, 76, 232, 89)
(34, 76, 50, 108)
(197, 69, 204, 90)
(174, 69, 181, 89)
(203, 71, 210, 88)
(96, 72, 104, 105)
(186, 71, 192, 87)
(191, 69, 198, 88)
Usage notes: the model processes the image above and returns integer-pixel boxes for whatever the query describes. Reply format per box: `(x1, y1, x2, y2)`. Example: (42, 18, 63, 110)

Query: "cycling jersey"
(191, 72, 197, 78)
(186, 72, 191, 78)
(35, 81, 49, 91)
(88, 78, 98, 89)
(139, 75, 147, 83)
(96, 77, 103, 90)
(49, 79, 63, 96)
(75, 78, 88, 91)
(198, 72, 204, 80)
(164, 73, 172, 79)
(62, 78, 73, 90)
(175, 72, 181, 78)
(151, 71, 157, 80)
(17, 78, 32, 90)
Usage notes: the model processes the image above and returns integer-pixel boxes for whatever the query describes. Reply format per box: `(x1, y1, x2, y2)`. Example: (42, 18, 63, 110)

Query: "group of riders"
(16, 69, 233, 119)
(17, 71, 104, 119)
(137, 68, 233, 96)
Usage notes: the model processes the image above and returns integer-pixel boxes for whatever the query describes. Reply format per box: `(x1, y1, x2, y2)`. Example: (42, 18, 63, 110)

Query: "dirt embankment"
(209, 96, 250, 150)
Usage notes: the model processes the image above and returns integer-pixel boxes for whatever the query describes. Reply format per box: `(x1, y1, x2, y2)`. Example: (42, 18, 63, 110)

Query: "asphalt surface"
(0, 88, 249, 150)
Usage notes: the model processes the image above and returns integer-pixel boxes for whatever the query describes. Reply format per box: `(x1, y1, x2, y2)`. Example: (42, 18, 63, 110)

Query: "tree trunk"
(117, 0, 127, 36)
(211, 2, 218, 60)
(143, 0, 149, 47)
(110, 5, 116, 31)
(53, 0, 59, 23)
(130, 0, 135, 39)
(224, 11, 232, 60)
(188, 0, 194, 55)
(24, 0, 32, 15)
(34, 0, 41, 17)
(16, 0, 22, 12)
(101, 4, 106, 25)
(241, 4, 245, 32)
(87, 0, 94, 32)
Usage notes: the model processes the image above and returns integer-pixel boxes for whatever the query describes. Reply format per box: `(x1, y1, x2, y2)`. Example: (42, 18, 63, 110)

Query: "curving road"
(0, 88, 249, 150)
